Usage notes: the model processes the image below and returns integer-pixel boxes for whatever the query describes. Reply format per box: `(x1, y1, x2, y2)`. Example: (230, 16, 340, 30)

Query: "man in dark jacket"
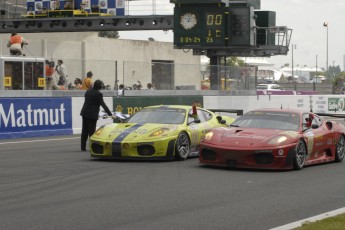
(80, 80, 115, 151)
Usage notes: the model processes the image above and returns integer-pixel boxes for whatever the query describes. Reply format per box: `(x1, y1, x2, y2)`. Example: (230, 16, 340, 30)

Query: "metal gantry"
(0, 15, 174, 33)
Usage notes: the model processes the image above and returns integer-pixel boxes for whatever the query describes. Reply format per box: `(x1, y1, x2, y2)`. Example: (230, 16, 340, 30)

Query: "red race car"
(199, 108, 345, 170)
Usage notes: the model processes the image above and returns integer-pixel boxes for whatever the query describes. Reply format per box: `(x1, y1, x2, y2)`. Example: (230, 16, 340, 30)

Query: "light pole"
(314, 55, 318, 91)
(323, 22, 329, 74)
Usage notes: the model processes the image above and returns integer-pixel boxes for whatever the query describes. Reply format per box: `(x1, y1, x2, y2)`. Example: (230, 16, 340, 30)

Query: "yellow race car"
(90, 105, 237, 160)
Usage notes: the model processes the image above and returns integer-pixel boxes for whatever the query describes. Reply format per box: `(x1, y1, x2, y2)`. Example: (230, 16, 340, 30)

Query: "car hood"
(206, 127, 299, 147)
(92, 122, 181, 141)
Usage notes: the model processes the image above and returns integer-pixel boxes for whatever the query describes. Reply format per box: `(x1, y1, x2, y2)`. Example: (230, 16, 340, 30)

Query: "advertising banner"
(113, 96, 203, 116)
(0, 98, 73, 139)
(328, 97, 345, 112)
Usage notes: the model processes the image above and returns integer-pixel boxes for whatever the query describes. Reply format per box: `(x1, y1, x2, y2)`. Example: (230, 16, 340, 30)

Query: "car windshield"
(231, 111, 300, 131)
(127, 107, 186, 124)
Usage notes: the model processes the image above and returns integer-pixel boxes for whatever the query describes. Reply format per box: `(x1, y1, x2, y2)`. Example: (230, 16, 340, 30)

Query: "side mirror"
(194, 118, 201, 123)
(311, 124, 319, 129)
(216, 116, 226, 124)
(216, 116, 222, 121)
(187, 118, 201, 125)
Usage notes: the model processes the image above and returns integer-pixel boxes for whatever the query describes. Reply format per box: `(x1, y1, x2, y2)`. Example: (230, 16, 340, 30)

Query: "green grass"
(293, 213, 345, 230)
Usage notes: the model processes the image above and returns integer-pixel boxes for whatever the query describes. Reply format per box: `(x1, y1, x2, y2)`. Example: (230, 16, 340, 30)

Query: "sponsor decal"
(112, 123, 144, 143)
(223, 133, 266, 140)
(110, 127, 148, 135)
(304, 131, 314, 137)
(114, 96, 203, 115)
(137, 142, 154, 146)
(127, 107, 144, 115)
(297, 98, 304, 108)
(306, 136, 314, 154)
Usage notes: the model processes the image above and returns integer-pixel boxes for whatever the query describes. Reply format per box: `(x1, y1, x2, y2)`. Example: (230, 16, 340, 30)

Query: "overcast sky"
(119, 0, 345, 70)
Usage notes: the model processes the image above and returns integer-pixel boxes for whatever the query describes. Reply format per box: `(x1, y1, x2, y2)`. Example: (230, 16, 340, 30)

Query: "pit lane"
(0, 134, 345, 230)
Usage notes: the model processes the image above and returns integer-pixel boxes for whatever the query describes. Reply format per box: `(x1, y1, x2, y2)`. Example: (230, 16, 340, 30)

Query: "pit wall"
(0, 94, 342, 139)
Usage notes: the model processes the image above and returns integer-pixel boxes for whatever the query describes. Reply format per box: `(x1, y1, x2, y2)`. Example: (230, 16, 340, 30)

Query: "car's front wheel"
(335, 135, 345, 162)
(175, 132, 190, 161)
(293, 140, 307, 170)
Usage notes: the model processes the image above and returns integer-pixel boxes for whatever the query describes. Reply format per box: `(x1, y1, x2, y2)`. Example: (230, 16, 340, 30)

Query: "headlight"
(268, 136, 287, 145)
(149, 128, 169, 137)
(204, 131, 214, 141)
(95, 126, 105, 135)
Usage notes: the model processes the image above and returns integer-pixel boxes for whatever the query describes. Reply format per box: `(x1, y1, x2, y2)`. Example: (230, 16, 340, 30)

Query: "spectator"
(81, 71, 93, 90)
(117, 84, 124, 96)
(7, 33, 28, 56)
(73, 78, 82, 90)
(57, 76, 66, 90)
(146, 83, 155, 90)
(45, 60, 55, 90)
(137, 80, 143, 89)
(80, 79, 116, 151)
(132, 81, 143, 90)
(55, 59, 68, 89)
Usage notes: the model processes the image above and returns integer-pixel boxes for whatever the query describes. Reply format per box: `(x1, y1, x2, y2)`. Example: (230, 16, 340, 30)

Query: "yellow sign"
(4, 77, 11, 87)
(38, 77, 45, 87)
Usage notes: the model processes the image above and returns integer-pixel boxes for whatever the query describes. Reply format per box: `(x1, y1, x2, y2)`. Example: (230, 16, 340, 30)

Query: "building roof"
(241, 57, 274, 67)
(281, 66, 324, 72)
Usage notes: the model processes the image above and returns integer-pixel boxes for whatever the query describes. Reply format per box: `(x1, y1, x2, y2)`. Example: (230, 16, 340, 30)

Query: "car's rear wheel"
(175, 132, 190, 161)
(335, 135, 345, 162)
(293, 140, 307, 170)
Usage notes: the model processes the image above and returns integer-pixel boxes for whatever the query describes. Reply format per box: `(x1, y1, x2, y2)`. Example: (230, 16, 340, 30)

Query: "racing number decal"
(305, 132, 314, 155)
(190, 129, 199, 145)
(190, 123, 210, 145)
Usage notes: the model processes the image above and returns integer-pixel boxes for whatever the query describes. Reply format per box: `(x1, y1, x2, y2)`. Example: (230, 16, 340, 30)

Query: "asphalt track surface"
(1, 135, 345, 230)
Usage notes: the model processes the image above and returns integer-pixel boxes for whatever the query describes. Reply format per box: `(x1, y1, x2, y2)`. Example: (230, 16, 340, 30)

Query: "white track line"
(0, 137, 79, 145)
(270, 207, 345, 230)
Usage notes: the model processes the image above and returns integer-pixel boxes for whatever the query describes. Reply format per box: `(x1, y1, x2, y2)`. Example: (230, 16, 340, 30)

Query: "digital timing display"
(174, 7, 226, 47)
(205, 9, 225, 45)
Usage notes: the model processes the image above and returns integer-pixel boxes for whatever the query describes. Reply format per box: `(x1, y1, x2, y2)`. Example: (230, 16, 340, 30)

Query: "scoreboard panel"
(174, 6, 226, 47)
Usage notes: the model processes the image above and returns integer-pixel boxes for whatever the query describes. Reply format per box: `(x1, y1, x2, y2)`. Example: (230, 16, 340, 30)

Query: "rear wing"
(209, 109, 243, 116)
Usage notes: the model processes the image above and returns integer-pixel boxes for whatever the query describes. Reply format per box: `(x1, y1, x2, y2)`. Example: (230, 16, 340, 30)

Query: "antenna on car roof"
(281, 104, 283, 109)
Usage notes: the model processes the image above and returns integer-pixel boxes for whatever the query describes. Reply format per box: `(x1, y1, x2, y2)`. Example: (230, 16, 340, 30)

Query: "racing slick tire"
(335, 135, 345, 163)
(175, 132, 190, 161)
(293, 139, 307, 170)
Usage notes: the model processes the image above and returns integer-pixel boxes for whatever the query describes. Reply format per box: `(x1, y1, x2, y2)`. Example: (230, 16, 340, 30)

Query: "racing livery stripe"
(111, 124, 145, 157)
(112, 123, 144, 143)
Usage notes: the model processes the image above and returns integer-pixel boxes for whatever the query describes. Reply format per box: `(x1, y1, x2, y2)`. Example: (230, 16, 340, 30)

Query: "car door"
(303, 113, 331, 161)
(187, 109, 213, 152)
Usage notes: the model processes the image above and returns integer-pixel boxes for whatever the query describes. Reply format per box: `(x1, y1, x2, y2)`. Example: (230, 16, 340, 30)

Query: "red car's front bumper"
(199, 143, 297, 170)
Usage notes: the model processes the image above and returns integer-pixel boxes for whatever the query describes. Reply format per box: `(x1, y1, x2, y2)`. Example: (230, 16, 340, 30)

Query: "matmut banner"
(0, 98, 73, 139)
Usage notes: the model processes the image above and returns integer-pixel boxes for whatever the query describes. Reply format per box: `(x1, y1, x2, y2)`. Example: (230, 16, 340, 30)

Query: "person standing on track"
(80, 79, 116, 151)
